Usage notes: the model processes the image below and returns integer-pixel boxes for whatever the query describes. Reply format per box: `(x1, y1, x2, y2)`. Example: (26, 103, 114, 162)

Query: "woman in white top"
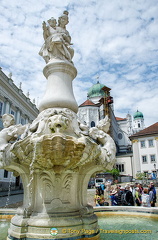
(141, 188, 151, 207)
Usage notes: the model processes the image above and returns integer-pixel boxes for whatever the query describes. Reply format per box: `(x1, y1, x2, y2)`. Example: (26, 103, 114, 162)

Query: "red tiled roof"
(130, 122, 158, 138)
(116, 117, 126, 121)
(79, 99, 96, 107)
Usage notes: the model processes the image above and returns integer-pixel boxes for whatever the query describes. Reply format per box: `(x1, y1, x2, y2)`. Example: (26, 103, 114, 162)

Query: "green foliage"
(107, 168, 120, 180)
(136, 172, 146, 180)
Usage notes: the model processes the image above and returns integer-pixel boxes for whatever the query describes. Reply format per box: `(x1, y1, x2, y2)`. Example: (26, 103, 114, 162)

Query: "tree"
(107, 168, 120, 180)
(136, 172, 145, 180)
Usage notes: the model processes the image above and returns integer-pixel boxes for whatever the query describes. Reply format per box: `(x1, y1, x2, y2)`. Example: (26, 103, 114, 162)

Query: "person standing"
(121, 185, 134, 206)
(130, 184, 136, 201)
(141, 188, 150, 207)
(100, 182, 105, 195)
(110, 190, 118, 206)
(94, 189, 105, 206)
(149, 187, 156, 207)
(105, 181, 111, 199)
(135, 187, 141, 206)
(117, 186, 125, 206)
(150, 182, 157, 204)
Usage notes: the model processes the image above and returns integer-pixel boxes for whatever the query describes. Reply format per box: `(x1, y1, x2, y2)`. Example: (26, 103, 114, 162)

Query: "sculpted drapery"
(39, 11, 74, 63)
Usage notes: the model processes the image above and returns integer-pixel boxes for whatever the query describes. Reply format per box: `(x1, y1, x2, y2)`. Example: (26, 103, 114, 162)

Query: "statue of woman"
(55, 10, 74, 61)
(39, 11, 74, 63)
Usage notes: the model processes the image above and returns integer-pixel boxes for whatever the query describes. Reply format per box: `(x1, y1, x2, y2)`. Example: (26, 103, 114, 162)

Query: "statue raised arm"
(42, 21, 49, 40)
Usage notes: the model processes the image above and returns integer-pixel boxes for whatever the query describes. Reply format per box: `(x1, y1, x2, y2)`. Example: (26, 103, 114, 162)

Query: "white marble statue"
(97, 115, 110, 133)
(39, 11, 74, 63)
(89, 117, 116, 165)
(0, 114, 25, 151)
(27, 108, 74, 137)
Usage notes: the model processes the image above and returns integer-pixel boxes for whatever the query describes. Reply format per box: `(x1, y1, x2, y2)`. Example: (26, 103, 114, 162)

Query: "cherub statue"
(39, 11, 74, 63)
(0, 114, 26, 151)
(97, 115, 110, 133)
(89, 117, 116, 164)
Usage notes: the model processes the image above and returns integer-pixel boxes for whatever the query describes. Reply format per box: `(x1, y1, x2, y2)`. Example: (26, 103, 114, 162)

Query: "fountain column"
(39, 60, 78, 113)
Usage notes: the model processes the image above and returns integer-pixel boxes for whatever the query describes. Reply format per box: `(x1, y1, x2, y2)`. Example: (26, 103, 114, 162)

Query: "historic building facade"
(1, 71, 156, 186)
(130, 122, 158, 179)
(78, 81, 146, 181)
(0, 68, 39, 190)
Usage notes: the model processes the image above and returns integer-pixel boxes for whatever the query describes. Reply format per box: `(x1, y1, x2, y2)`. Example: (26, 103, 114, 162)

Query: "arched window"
(91, 121, 95, 127)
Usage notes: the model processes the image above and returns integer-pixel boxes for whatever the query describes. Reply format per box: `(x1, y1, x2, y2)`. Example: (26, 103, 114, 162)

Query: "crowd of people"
(94, 182, 157, 207)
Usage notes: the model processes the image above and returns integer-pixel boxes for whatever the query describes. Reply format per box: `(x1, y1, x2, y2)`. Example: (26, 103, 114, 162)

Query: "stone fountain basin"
(94, 206, 158, 240)
(94, 205, 158, 216)
(1, 207, 158, 240)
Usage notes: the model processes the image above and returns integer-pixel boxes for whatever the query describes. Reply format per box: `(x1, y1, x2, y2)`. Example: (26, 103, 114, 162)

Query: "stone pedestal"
(39, 60, 78, 113)
(7, 168, 101, 240)
(6, 119, 104, 240)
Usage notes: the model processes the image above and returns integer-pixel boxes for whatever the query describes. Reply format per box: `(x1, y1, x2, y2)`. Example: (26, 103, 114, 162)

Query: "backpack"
(121, 192, 128, 205)
(142, 194, 148, 206)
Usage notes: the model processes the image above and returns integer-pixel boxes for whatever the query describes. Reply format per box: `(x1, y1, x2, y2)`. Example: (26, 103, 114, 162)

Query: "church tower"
(133, 110, 145, 133)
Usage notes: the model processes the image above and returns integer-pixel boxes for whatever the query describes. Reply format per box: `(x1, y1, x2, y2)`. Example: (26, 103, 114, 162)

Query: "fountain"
(0, 11, 116, 240)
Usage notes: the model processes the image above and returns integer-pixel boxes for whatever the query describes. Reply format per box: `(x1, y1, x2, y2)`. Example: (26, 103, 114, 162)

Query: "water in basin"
(98, 214, 158, 240)
(0, 220, 10, 240)
(0, 214, 158, 240)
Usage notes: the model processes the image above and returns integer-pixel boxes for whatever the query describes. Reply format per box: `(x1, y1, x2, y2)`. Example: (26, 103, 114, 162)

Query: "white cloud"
(0, 0, 158, 127)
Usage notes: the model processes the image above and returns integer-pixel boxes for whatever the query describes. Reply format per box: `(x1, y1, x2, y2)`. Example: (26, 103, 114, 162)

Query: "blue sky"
(0, 0, 158, 127)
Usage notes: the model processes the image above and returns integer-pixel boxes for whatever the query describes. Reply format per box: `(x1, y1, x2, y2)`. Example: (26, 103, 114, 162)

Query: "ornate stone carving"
(39, 11, 74, 64)
(0, 114, 26, 167)
(97, 115, 110, 133)
(89, 117, 116, 169)
(61, 174, 72, 203)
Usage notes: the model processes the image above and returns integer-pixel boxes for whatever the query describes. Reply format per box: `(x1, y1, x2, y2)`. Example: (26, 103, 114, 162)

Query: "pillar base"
(7, 210, 99, 240)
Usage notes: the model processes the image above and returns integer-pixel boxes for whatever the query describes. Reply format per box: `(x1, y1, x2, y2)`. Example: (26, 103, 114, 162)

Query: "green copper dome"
(87, 81, 105, 98)
(133, 110, 144, 119)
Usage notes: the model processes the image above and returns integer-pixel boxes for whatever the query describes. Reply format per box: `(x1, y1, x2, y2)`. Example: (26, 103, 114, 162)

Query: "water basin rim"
(0, 208, 16, 214)
(94, 206, 158, 216)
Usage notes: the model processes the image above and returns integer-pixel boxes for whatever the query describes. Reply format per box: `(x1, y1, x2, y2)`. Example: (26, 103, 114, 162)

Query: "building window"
(10, 110, 15, 115)
(140, 140, 145, 148)
(118, 133, 123, 140)
(91, 121, 95, 127)
(142, 155, 147, 163)
(0, 102, 3, 115)
(150, 155, 156, 163)
(148, 139, 154, 147)
(116, 164, 124, 172)
(4, 170, 8, 178)
(21, 118, 25, 125)
(138, 123, 140, 128)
